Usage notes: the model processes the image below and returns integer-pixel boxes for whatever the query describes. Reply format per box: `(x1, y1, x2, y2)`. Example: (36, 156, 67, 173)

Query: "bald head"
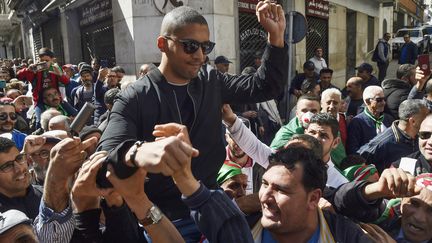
(48, 115, 70, 131)
(160, 6, 208, 36)
(346, 76, 363, 86)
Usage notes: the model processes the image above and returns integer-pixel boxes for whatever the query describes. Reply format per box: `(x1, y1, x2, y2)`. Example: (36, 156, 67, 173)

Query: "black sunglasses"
(0, 112, 17, 121)
(419, 131, 432, 140)
(164, 36, 215, 55)
(370, 97, 385, 103)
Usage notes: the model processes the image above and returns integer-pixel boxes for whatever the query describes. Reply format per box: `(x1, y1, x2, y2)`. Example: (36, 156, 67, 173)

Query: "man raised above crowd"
(97, 2, 288, 241)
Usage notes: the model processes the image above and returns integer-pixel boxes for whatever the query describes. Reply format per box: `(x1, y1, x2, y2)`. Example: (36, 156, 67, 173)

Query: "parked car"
(391, 27, 430, 57)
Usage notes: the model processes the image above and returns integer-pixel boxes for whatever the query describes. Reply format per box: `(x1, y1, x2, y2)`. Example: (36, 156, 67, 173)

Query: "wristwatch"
(138, 205, 163, 226)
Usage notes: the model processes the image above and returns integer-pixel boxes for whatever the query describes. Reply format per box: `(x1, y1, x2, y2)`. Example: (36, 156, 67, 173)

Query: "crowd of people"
(0, 1, 432, 243)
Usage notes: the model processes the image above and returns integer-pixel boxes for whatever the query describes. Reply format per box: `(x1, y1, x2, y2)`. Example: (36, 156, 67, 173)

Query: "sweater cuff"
(106, 139, 138, 179)
(181, 182, 212, 210)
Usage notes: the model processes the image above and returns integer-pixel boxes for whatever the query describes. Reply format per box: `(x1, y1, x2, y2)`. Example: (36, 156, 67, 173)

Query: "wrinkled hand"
(98, 68, 109, 81)
(256, 0, 285, 47)
(72, 151, 113, 199)
(49, 63, 63, 76)
(360, 223, 396, 243)
(106, 164, 147, 203)
(23, 135, 46, 155)
(415, 66, 429, 90)
(221, 104, 237, 126)
(364, 168, 422, 200)
(48, 136, 98, 183)
(72, 151, 113, 212)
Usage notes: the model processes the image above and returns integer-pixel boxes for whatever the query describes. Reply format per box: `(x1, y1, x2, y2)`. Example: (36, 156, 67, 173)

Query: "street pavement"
(384, 53, 432, 80)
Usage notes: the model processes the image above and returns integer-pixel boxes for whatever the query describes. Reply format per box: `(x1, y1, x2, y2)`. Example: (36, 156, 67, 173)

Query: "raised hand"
(256, 0, 285, 48)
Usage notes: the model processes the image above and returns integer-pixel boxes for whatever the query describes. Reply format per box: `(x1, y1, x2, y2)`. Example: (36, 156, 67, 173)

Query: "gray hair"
(363, 85, 383, 101)
(398, 99, 427, 121)
(321, 88, 342, 103)
(40, 109, 61, 131)
(48, 115, 70, 131)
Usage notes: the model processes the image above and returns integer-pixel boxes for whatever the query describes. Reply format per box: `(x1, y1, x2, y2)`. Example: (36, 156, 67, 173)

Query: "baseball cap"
(79, 64, 93, 76)
(356, 63, 373, 73)
(0, 209, 32, 235)
(303, 61, 315, 70)
(214, 56, 232, 64)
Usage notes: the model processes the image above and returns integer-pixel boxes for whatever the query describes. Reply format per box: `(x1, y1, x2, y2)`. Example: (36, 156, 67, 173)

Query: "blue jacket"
(398, 41, 418, 65)
(347, 111, 393, 154)
(357, 121, 418, 173)
(11, 129, 27, 151)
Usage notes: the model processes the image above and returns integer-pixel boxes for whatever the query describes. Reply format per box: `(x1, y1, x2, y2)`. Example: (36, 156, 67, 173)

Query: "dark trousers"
(377, 61, 389, 82)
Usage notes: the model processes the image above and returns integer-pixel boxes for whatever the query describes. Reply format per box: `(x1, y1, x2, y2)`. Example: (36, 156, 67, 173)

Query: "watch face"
(150, 206, 163, 223)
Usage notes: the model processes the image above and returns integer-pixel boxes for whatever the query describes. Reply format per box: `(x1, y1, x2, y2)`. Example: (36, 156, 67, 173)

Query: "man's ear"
(307, 189, 322, 210)
(331, 136, 340, 150)
(157, 36, 168, 53)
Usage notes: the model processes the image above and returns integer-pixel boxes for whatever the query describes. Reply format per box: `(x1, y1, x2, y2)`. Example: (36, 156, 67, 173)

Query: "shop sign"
(238, 0, 259, 13)
(80, 0, 112, 27)
(306, 0, 329, 19)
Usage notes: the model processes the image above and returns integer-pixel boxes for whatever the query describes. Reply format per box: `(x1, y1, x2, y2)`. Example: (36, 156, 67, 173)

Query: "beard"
(0, 122, 14, 133)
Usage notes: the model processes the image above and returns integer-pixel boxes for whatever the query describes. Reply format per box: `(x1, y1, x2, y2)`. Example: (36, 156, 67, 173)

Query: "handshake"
(95, 123, 201, 196)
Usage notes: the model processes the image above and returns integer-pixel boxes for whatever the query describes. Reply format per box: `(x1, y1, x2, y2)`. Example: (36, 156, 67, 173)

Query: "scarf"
(364, 108, 384, 130)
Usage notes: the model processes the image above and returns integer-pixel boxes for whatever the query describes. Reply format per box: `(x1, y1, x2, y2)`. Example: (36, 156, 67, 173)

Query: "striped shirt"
(34, 200, 75, 243)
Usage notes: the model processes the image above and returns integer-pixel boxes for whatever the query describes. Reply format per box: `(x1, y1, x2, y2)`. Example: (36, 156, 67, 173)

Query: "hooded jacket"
(382, 78, 411, 120)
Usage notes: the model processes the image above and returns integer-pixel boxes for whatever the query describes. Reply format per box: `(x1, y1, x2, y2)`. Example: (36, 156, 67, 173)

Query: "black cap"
(79, 64, 93, 76)
(356, 63, 373, 73)
(38, 47, 55, 58)
(303, 61, 315, 70)
(215, 56, 232, 64)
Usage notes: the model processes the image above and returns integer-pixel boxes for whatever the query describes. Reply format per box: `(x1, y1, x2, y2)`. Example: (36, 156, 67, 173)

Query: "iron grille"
(305, 16, 328, 65)
(32, 27, 43, 59)
(239, 12, 268, 72)
(81, 22, 116, 67)
(41, 17, 65, 65)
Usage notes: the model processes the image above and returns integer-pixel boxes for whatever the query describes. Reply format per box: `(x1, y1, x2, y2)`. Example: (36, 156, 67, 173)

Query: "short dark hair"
(320, 68, 333, 75)
(339, 154, 367, 170)
(309, 112, 339, 138)
(0, 137, 17, 154)
(398, 99, 427, 121)
(396, 64, 416, 79)
(160, 6, 208, 36)
(314, 46, 323, 52)
(268, 147, 327, 192)
(297, 94, 320, 104)
(289, 134, 323, 160)
(112, 66, 125, 74)
(104, 88, 121, 105)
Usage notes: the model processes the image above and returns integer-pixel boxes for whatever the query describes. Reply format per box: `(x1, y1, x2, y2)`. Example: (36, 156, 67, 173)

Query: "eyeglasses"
(369, 97, 385, 103)
(164, 36, 215, 55)
(30, 149, 50, 159)
(0, 112, 17, 121)
(419, 131, 432, 140)
(0, 153, 27, 173)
